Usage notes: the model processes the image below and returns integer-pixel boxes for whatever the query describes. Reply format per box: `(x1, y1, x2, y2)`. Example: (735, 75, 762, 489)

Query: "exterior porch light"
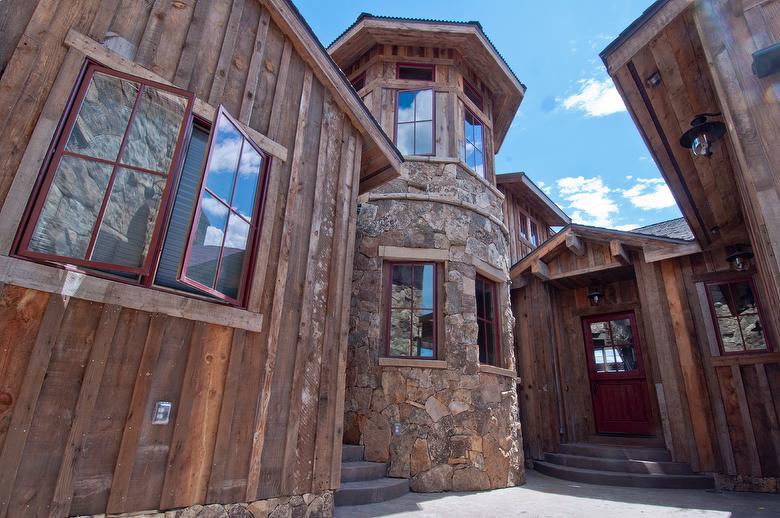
(587, 287, 604, 307)
(726, 244, 754, 272)
(679, 113, 726, 157)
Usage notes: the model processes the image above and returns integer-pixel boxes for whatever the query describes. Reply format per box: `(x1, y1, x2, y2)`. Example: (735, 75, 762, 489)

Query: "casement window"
(706, 278, 771, 354)
(386, 262, 437, 358)
(397, 63, 435, 82)
(463, 108, 484, 177)
(476, 275, 500, 366)
(396, 89, 434, 156)
(16, 61, 269, 307)
(530, 220, 539, 247)
(463, 80, 483, 111)
(519, 212, 528, 240)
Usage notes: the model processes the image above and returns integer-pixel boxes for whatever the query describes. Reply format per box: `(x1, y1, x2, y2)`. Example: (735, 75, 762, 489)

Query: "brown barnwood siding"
(500, 188, 551, 265)
(0, 0, 364, 516)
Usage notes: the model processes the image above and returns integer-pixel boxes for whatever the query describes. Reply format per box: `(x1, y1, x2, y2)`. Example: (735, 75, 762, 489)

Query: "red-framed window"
(180, 107, 269, 304)
(476, 275, 501, 366)
(350, 72, 365, 92)
(14, 60, 271, 308)
(395, 89, 434, 156)
(385, 262, 437, 358)
(463, 107, 484, 177)
(705, 277, 771, 355)
(530, 220, 539, 247)
(463, 79, 483, 111)
(397, 63, 435, 82)
(518, 211, 528, 240)
(17, 62, 194, 274)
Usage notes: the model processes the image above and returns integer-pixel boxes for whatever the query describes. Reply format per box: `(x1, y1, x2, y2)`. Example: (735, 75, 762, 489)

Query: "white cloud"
(614, 224, 639, 231)
(561, 78, 626, 117)
(621, 178, 676, 210)
(536, 180, 553, 195)
(556, 176, 618, 227)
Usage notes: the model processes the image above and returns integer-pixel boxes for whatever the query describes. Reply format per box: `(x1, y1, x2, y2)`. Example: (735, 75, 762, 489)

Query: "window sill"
(478, 363, 517, 379)
(710, 351, 780, 367)
(0, 255, 263, 332)
(379, 357, 448, 369)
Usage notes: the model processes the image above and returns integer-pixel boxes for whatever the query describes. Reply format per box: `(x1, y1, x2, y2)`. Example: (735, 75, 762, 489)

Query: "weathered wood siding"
(501, 188, 552, 265)
(0, 0, 364, 515)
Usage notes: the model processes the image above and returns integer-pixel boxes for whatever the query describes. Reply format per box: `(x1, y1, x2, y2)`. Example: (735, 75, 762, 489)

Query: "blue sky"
(294, 0, 683, 230)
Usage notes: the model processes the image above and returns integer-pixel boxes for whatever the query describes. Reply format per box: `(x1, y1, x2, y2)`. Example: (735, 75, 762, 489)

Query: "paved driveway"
(335, 470, 780, 518)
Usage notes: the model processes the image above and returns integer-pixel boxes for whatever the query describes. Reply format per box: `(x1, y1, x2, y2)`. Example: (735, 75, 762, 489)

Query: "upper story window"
(463, 108, 484, 177)
(16, 62, 270, 307)
(397, 63, 435, 82)
(530, 221, 539, 247)
(706, 278, 771, 354)
(519, 212, 528, 240)
(350, 72, 365, 92)
(386, 262, 437, 358)
(463, 80, 483, 111)
(476, 275, 500, 366)
(396, 89, 434, 156)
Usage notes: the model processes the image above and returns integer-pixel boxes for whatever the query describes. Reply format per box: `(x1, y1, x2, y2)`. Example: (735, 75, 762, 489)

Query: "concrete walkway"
(335, 470, 780, 518)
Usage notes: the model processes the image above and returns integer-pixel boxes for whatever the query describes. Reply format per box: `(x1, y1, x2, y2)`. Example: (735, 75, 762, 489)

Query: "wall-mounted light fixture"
(726, 244, 754, 272)
(587, 286, 604, 307)
(679, 113, 726, 157)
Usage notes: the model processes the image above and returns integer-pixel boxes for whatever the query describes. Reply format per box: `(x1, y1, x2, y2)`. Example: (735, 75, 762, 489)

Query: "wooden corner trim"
(378, 357, 448, 369)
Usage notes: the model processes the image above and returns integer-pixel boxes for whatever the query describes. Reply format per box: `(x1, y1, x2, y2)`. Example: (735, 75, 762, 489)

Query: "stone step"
(335, 477, 410, 506)
(341, 444, 365, 462)
(341, 461, 388, 483)
(544, 452, 693, 475)
(533, 461, 714, 490)
(558, 442, 672, 462)
(587, 435, 666, 448)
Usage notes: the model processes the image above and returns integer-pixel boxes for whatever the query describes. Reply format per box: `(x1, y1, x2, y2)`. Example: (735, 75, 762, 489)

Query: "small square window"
(397, 64, 435, 81)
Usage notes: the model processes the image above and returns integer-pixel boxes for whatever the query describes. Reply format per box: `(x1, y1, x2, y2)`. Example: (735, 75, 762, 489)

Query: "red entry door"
(582, 312, 654, 435)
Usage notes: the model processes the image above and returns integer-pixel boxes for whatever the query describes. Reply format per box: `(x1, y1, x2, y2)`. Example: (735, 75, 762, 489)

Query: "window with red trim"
(396, 89, 434, 156)
(463, 107, 484, 177)
(386, 262, 437, 358)
(476, 275, 500, 366)
(397, 64, 434, 81)
(180, 107, 268, 303)
(18, 63, 194, 274)
(463, 80, 483, 111)
(706, 278, 771, 354)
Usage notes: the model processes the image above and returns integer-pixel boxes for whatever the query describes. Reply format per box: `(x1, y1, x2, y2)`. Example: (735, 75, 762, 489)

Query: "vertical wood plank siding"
(0, 0, 365, 515)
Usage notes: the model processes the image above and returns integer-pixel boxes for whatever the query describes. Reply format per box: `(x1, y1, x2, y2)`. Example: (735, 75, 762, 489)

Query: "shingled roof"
(632, 217, 695, 241)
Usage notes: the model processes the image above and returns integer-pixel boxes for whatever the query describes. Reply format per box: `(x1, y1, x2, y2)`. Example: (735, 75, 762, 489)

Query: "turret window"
(396, 89, 434, 156)
(463, 108, 484, 177)
(397, 63, 435, 82)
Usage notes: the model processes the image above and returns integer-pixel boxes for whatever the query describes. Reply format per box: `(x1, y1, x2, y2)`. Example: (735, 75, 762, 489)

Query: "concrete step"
(558, 442, 672, 462)
(341, 461, 388, 482)
(587, 435, 665, 448)
(544, 452, 693, 475)
(533, 461, 714, 490)
(341, 444, 365, 462)
(335, 477, 410, 506)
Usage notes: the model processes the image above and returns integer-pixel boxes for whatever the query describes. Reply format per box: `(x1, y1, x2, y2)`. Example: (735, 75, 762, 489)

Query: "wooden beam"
(565, 234, 585, 257)
(510, 274, 528, 290)
(531, 259, 550, 281)
(610, 240, 631, 265)
(643, 242, 702, 263)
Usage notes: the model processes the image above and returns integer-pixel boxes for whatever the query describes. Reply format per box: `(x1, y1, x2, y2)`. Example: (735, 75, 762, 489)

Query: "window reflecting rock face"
(708, 280, 768, 353)
(388, 263, 435, 357)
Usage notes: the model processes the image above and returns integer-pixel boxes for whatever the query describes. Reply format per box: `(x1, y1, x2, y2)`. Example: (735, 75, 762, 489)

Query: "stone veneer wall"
(73, 491, 333, 517)
(344, 160, 524, 492)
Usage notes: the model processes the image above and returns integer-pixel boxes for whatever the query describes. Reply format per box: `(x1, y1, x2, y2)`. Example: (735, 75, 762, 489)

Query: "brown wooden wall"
(0, 0, 364, 515)
(501, 188, 551, 265)
(513, 242, 780, 483)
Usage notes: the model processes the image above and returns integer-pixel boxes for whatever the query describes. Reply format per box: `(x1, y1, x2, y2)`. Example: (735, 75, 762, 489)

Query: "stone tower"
(329, 14, 526, 492)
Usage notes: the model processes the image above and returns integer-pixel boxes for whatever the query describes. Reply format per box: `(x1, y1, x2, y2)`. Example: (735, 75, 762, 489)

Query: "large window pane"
(415, 89, 433, 120)
(29, 156, 112, 258)
(397, 91, 416, 123)
(204, 116, 243, 202)
(215, 214, 250, 299)
(412, 309, 435, 357)
(390, 308, 412, 356)
(391, 265, 415, 308)
(388, 263, 437, 358)
(232, 144, 262, 220)
(120, 86, 188, 173)
(476, 275, 500, 366)
(415, 121, 433, 155)
(185, 192, 229, 288)
(413, 264, 434, 308)
(91, 169, 165, 267)
(717, 316, 743, 353)
(708, 284, 734, 317)
(396, 123, 415, 156)
(64, 73, 138, 161)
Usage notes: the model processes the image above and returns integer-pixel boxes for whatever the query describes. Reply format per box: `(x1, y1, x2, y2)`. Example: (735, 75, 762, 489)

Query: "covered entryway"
(582, 312, 653, 436)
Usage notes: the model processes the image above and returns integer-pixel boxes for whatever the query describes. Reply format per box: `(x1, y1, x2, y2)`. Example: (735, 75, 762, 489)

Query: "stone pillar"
(344, 160, 524, 492)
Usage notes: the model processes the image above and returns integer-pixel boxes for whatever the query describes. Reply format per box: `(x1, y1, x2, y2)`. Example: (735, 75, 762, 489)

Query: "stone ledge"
(378, 246, 449, 261)
(479, 363, 519, 379)
(402, 155, 506, 200)
(379, 357, 448, 369)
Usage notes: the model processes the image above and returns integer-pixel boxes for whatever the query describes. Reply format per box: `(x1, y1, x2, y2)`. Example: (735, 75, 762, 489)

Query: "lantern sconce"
(587, 286, 604, 307)
(726, 244, 754, 272)
(679, 113, 727, 157)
